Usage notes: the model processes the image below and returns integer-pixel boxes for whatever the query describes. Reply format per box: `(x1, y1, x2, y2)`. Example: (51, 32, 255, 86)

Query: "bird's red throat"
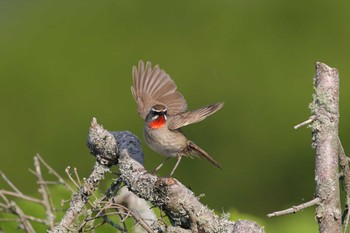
(149, 115, 166, 129)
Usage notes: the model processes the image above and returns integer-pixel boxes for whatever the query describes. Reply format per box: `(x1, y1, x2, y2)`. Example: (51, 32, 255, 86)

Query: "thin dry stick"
(0, 213, 47, 225)
(311, 62, 341, 232)
(294, 116, 316, 129)
(36, 154, 76, 193)
(0, 192, 35, 233)
(267, 197, 321, 217)
(65, 168, 95, 208)
(106, 203, 155, 233)
(0, 171, 22, 194)
(74, 167, 82, 186)
(0, 190, 42, 204)
(130, 211, 155, 233)
(9, 201, 36, 233)
(34, 156, 55, 229)
(53, 162, 110, 232)
(36, 181, 62, 185)
(102, 215, 127, 231)
(65, 166, 80, 189)
(103, 203, 154, 233)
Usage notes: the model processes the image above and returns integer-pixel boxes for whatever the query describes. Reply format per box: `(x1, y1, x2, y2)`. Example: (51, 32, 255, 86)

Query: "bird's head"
(146, 104, 168, 129)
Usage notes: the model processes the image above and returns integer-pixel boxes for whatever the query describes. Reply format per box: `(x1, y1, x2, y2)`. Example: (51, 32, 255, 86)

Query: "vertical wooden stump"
(311, 62, 341, 233)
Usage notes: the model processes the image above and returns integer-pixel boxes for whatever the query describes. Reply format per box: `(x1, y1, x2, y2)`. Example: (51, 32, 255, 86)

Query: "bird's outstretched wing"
(168, 102, 224, 130)
(131, 60, 187, 119)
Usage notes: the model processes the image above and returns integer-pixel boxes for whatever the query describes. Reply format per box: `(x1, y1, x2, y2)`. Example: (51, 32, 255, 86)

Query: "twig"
(129, 211, 155, 233)
(102, 215, 127, 232)
(0, 213, 47, 225)
(294, 116, 316, 129)
(34, 155, 55, 229)
(65, 168, 95, 208)
(0, 190, 42, 204)
(36, 181, 63, 185)
(107, 202, 154, 233)
(0, 171, 22, 194)
(267, 197, 321, 217)
(10, 201, 36, 233)
(74, 167, 82, 186)
(65, 166, 80, 189)
(50, 161, 110, 232)
(36, 154, 76, 193)
(0, 191, 36, 233)
(49, 118, 117, 233)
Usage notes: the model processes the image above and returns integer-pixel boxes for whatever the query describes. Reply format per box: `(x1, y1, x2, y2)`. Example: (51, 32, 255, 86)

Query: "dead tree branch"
(2, 117, 264, 232)
(49, 118, 117, 233)
(311, 62, 342, 232)
(85, 118, 265, 233)
(269, 62, 344, 233)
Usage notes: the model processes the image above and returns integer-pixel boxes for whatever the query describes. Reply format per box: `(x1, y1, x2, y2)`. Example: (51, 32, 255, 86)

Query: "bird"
(131, 60, 223, 176)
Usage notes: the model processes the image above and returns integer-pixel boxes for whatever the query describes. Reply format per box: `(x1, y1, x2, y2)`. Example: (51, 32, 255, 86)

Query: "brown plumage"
(131, 60, 187, 119)
(131, 60, 223, 176)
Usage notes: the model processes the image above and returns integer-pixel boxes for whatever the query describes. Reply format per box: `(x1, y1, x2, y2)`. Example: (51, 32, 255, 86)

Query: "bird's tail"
(187, 141, 222, 169)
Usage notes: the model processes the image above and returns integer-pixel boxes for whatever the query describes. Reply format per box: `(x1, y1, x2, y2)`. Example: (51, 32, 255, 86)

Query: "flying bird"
(131, 60, 223, 176)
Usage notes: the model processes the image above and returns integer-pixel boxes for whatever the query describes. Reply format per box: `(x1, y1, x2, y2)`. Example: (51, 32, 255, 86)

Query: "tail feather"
(188, 141, 222, 169)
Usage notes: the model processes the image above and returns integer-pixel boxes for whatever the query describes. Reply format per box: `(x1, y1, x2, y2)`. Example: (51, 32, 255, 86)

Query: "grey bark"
(310, 62, 342, 232)
(50, 118, 264, 232)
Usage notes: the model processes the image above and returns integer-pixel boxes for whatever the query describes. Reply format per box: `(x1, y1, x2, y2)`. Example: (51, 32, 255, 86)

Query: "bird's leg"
(169, 154, 182, 177)
(153, 157, 170, 174)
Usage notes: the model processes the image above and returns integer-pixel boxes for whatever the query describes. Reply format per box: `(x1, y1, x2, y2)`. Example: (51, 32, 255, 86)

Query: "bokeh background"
(1, 1, 350, 232)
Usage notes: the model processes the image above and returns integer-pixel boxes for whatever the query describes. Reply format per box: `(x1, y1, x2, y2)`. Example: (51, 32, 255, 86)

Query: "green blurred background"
(1, 0, 350, 232)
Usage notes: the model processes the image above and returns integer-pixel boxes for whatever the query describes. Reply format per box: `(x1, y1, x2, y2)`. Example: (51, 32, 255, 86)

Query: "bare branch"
(34, 155, 55, 229)
(267, 197, 321, 217)
(65, 166, 80, 189)
(46, 117, 264, 232)
(118, 147, 263, 233)
(84, 118, 264, 233)
(49, 118, 118, 233)
(310, 62, 342, 232)
(0, 191, 35, 233)
(36, 154, 75, 193)
(0, 190, 42, 206)
(49, 161, 110, 232)
(73, 167, 82, 186)
(0, 171, 22, 194)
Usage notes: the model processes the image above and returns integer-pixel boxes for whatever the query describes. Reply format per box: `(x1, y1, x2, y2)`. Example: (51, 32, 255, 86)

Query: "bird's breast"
(143, 126, 187, 157)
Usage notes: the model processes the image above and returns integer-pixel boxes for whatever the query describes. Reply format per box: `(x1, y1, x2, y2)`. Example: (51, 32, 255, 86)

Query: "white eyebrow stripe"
(151, 108, 167, 113)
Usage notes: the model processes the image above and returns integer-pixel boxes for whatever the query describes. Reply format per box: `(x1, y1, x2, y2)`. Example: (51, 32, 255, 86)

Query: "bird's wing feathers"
(131, 60, 187, 119)
(168, 102, 224, 130)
